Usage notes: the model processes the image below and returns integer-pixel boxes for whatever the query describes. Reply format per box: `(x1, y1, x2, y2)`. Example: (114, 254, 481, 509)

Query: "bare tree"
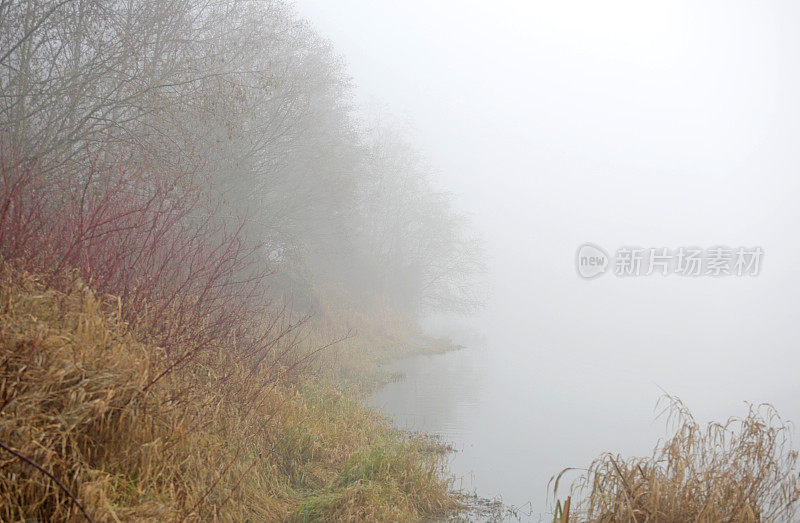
(0, 0, 484, 321)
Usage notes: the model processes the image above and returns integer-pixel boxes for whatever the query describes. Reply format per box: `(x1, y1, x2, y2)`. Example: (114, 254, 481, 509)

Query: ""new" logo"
(576, 243, 609, 279)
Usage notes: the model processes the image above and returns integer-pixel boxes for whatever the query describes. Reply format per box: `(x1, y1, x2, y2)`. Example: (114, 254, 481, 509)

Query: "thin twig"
(0, 440, 94, 522)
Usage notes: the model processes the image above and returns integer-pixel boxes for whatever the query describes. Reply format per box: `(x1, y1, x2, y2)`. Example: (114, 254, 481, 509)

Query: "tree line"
(0, 0, 483, 322)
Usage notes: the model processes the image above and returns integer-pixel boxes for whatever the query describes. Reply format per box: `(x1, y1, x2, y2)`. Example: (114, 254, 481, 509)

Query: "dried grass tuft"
(553, 395, 800, 522)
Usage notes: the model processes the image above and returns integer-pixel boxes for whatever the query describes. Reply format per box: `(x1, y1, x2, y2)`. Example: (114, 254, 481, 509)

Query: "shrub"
(0, 146, 294, 383)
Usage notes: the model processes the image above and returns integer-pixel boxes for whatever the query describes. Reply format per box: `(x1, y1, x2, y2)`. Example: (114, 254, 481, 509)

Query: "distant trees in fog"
(0, 0, 483, 318)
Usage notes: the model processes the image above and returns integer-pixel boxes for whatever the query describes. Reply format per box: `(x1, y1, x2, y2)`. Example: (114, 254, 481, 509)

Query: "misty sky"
(294, 0, 800, 503)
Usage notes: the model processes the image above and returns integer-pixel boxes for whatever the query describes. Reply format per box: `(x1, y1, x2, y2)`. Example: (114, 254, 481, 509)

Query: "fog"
(296, 0, 800, 513)
(2, 0, 798, 518)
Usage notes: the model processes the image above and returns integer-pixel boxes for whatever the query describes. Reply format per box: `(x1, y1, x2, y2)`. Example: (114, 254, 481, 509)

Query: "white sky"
(293, 0, 800, 269)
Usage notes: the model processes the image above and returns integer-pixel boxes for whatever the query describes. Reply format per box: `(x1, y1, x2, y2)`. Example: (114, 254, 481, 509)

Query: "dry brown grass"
(553, 396, 800, 522)
(0, 268, 456, 521)
(303, 282, 462, 393)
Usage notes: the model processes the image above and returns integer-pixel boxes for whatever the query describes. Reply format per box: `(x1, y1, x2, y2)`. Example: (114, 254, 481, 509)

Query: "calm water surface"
(369, 341, 661, 518)
(367, 328, 800, 520)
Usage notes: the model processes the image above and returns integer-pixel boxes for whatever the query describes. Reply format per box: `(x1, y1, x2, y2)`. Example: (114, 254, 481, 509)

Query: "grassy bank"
(300, 283, 465, 393)
(0, 269, 458, 521)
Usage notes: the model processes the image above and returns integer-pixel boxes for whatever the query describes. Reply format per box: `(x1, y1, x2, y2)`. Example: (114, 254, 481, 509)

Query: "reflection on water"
(369, 349, 485, 440)
(368, 342, 663, 519)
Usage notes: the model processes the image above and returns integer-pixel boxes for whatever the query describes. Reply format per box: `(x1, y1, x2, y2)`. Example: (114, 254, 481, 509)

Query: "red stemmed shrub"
(0, 145, 292, 384)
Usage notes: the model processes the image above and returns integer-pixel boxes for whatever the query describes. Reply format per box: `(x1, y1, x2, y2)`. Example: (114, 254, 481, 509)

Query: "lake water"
(368, 343, 658, 519)
(370, 347, 654, 520)
(368, 327, 800, 520)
